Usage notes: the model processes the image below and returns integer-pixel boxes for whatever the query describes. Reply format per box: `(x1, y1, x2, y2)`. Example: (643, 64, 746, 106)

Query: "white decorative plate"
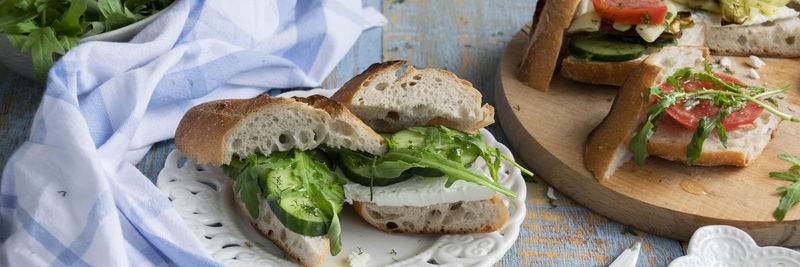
(156, 89, 527, 266)
(669, 225, 800, 267)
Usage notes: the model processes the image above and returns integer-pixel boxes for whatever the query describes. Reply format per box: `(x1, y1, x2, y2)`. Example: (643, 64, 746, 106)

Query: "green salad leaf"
(0, 0, 174, 80)
(630, 66, 796, 166)
(380, 126, 531, 198)
(772, 154, 800, 221)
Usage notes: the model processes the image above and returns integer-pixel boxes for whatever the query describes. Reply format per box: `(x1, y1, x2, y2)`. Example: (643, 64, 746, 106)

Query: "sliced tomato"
(592, 0, 668, 25)
(658, 73, 763, 131)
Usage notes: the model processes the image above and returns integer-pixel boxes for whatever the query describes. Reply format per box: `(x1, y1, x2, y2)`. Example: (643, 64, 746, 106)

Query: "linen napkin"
(0, 0, 386, 266)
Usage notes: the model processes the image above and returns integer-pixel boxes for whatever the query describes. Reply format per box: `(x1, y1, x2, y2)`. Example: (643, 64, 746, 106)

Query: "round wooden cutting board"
(496, 29, 800, 246)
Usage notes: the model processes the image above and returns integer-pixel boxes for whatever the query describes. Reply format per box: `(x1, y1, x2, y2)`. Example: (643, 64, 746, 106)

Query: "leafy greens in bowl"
(0, 0, 175, 81)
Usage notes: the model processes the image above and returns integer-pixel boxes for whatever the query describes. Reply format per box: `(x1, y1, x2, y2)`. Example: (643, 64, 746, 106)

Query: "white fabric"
(0, 0, 385, 266)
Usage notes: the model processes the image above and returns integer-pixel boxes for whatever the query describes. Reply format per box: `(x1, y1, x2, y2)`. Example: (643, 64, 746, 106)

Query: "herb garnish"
(641, 12, 652, 24)
(381, 126, 532, 198)
(630, 66, 796, 166)
(771, 154, 800, 221)
(0, 0, 175, 81)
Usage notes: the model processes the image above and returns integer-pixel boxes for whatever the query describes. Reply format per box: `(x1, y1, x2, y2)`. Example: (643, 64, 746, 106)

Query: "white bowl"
(0, 1, 177, 81)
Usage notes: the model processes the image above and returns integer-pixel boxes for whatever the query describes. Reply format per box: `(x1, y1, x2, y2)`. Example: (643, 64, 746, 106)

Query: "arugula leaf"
(382, 148, 517, 198)
(778, 154, 800, 166)
(771, 154, 800, 221)
(630, 67, 797, 166)
(775, 181, 800, 221)
(22, 27, 65, 81)
(0, 0, 174, 80)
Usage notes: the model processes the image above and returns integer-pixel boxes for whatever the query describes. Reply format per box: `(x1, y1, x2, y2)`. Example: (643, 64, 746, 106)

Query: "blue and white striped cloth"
(0, 0, 385, 265)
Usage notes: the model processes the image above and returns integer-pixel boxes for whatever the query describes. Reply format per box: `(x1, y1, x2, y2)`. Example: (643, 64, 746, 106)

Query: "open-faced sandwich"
(174, 61, 530, 266)
(585, 46, 798, 180)
(520, 0, 800, 90)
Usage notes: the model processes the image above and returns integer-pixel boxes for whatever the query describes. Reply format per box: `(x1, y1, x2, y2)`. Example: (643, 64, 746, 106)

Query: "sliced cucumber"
(265, 167, 328, 236)
(338, 151, 413, 186)
(569, 35, 646, 62)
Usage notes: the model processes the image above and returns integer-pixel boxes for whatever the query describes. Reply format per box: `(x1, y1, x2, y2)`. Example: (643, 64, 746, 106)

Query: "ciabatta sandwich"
(520, 0, 800, 90)
(585, 46, 798, 180)
(332, 61, 531, 234)
(175, 95, 386, 266)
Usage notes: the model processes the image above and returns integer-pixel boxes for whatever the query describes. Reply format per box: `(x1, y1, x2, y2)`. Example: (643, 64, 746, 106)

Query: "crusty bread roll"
(518, 0, 582, 91)
(175, 95, 387, 267)
(706, 17, 800, 57)
(331, 60, 494, 133)
(175, 94, 386, 165)
(560, 56, 646, 86)
(352, 195, 509, 234)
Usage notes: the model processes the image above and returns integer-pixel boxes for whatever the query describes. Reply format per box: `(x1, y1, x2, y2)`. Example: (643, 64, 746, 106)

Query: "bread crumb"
(719, 57, 732, 68)
(747, 55, 765, 69)
(348, 248, 370, 267)
(748, 68, 760, 80)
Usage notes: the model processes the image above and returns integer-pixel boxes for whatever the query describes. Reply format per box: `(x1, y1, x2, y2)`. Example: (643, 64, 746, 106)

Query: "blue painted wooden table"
(0, 0, 687, 266)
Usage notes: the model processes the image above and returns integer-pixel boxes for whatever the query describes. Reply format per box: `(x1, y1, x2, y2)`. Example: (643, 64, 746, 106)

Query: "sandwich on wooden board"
(519, 0, 800, 90)
(584, 46, 798, 181)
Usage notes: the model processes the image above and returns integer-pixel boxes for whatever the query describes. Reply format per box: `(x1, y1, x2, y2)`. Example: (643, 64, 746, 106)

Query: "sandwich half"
(175, 95, 386, 266)
(332, 61, 530, 234)
(585, 46, 796, 180)
(520, 0, 800, 90)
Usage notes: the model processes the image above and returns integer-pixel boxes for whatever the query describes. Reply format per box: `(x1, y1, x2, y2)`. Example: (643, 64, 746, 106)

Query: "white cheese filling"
(342, 160, 496, 207)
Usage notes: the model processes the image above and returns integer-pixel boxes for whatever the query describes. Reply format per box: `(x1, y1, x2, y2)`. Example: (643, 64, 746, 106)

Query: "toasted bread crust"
(333, 60, 407, 105)
(519, 0, 582, 92)
(175, 94, 385, 165)
(584, 60, 661, 180)
(332, 61, 494, 133)
(232, 181, 327, 267)
(351, 195, 509, 234)
(560, 57, 645, 86)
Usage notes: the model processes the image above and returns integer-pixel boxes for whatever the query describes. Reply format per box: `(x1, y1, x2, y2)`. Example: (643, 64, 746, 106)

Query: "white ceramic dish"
(156, 89, 527, 266)
(0, 1, 177, 80)
(669, 225, 800, 267)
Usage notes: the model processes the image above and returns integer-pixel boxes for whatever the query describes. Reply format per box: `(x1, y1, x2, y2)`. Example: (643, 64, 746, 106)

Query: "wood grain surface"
(0, 0, 709, 266)
(497, 29, 800, 248)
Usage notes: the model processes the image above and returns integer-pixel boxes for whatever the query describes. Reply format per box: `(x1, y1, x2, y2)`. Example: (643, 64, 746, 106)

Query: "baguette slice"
(706, 17, 800, 57)
(175, 94, 386, 166)
(352, 195, 509, 234)
(560, 56, 646, 86)
(585, 46, 711, 180)
(331, 60, 494, 133)
(518, 0, 582, 91)
(175, 95, 387, 267)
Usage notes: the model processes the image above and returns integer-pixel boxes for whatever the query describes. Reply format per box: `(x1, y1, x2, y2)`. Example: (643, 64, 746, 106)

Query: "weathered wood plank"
(0, 64, 44, 175)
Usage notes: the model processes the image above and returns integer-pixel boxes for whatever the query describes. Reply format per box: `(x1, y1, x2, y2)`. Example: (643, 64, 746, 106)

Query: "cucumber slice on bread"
(568, 35, 646, 62)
